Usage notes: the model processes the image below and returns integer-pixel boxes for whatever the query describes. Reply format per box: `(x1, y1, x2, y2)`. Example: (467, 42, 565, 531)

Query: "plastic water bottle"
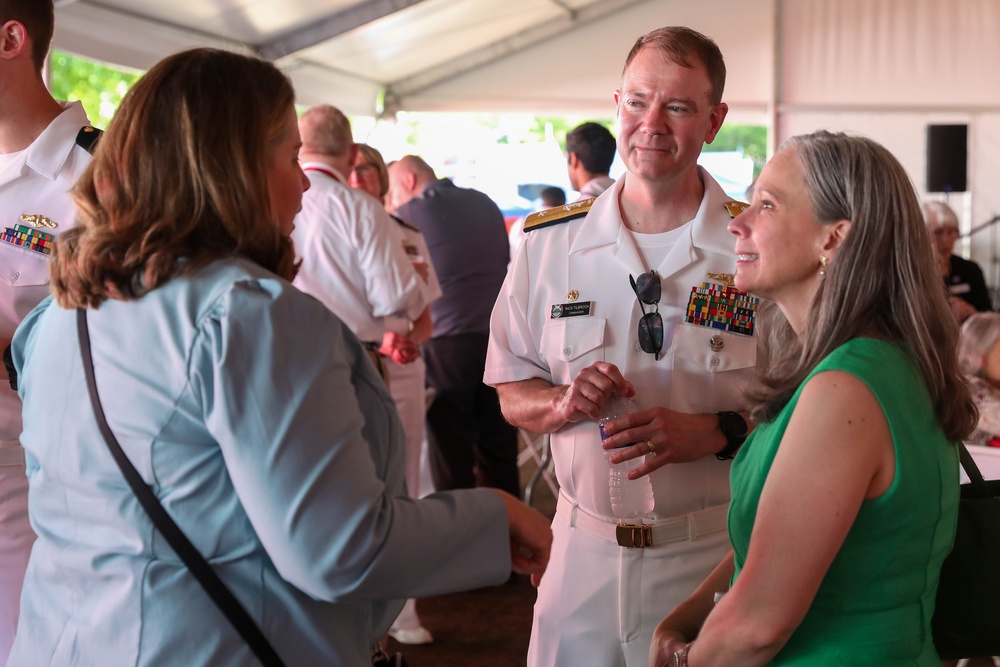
(598, 393, 654, 519)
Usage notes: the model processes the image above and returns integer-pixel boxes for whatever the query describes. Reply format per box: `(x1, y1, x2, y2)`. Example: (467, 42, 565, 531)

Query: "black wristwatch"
(715, 411, 748, 460)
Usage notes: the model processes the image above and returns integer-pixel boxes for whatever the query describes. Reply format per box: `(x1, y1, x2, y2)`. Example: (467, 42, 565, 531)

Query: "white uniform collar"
(23, 101, 91, 181)
(570, 167, 734, 254)
(690, 168, 741, 256)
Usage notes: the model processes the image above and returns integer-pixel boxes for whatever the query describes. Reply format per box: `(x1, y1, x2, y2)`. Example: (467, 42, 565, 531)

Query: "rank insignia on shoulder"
(524, 198, 594, 233)
(724, 201, 749, 218)
(75, 126, 102, 155)
(392, 216, 421, 233)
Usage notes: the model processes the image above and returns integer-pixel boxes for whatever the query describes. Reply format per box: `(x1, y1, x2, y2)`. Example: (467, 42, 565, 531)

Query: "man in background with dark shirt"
(566, 121, 616, 200)
(388, 155, 520, 498)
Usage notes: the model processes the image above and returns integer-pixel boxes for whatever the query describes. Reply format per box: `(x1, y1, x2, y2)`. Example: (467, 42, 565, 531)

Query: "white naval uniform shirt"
(383, 221, 442, 337)
(0, 101, 93, 449)
(577, 175, 615, 201)
(291, 163, 427, 343)
(485, 168, 757, 522)
(0, 100, 93, 667)
(381, 221, 441, 497)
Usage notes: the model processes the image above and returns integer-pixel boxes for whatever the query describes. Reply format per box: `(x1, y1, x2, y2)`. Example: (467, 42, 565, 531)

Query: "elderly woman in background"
(8, 48, 550, 666)
(650, 131, 975, 666)
(924, 200, 992, 322)
(350, 143, 439, 645)
(958, 312, 1000, 447)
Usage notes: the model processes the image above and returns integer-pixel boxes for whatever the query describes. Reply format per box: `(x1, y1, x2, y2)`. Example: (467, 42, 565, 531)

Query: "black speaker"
(926, 124, 967, 193)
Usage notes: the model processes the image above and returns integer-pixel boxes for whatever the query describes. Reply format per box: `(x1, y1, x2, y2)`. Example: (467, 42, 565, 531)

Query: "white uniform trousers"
(0, 449, 33, 667)
(384, 358, 427, 498)
(527, 495, 730, 667)
(385, 357, 431, 635)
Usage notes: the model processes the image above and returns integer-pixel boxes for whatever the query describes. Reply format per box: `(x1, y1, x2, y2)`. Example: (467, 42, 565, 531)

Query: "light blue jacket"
(9, 258, 510, 666)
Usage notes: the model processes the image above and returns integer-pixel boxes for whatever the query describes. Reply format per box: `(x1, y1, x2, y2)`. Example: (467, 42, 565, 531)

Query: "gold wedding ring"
(646, 439, 656, 454)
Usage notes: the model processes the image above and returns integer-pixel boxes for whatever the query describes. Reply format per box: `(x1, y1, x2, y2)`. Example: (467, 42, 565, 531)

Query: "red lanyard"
(303, 166, 343, 183)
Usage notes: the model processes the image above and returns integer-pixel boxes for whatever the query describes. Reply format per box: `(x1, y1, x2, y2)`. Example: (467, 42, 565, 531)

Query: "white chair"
(517, 429, 557, 506)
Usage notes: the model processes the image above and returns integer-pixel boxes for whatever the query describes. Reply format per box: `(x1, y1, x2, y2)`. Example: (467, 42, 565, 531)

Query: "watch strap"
(715, 411, 747, 460)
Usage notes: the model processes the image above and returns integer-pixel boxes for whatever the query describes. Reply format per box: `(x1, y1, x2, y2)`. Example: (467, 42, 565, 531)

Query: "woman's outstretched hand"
(490, 490, 553, 585)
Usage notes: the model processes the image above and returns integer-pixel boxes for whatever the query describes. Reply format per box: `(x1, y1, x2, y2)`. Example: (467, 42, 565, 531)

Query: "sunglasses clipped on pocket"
(630, 271, 664, 360)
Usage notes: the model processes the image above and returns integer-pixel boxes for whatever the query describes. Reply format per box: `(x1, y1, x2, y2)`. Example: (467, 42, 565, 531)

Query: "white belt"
(0, 444, 25, 468)
(556, 491, 728, 549)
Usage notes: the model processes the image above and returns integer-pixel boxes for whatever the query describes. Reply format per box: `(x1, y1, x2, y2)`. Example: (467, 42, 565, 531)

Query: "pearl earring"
(819, 255, 829, 276)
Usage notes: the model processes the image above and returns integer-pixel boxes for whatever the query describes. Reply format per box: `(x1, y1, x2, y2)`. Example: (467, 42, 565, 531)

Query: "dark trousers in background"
(423, 333, 520, 498)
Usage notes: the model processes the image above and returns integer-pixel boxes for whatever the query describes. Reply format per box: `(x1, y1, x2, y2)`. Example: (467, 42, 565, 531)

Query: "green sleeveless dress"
(729, 338, 959, 665)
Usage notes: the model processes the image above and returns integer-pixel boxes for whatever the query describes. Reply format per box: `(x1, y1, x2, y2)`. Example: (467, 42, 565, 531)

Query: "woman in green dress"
(649, 131, 977, 666)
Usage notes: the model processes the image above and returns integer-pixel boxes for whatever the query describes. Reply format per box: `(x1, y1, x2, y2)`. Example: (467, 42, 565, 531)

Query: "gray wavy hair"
(959, 312, 1000, 376)
(746, 130, 977, 442)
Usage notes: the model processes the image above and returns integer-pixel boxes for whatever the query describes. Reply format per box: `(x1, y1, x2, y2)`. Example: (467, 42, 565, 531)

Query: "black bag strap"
(957, 441, 993, 499)
(76, 309, 286, 667)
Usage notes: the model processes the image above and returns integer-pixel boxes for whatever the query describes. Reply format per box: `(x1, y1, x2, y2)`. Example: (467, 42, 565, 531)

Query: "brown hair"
(746, 131, 977, 443)
(1, 0, 54, 73)
(622, 26, 726, 106)
(52, 48, 298, 308)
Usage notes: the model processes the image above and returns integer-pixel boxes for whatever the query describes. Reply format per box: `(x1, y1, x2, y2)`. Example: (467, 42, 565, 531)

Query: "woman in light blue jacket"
(8, 48, 551, 667)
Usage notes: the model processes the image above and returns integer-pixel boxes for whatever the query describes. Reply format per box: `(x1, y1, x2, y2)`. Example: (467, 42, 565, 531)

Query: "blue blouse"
(10, 258, 510, 666)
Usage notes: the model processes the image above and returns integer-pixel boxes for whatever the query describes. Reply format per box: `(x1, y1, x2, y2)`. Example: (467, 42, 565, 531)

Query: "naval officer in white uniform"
(485, 26, 760, 667)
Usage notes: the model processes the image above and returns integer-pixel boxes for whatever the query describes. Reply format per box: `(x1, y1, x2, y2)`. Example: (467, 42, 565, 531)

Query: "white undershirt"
(629, 221, 692, 271)
(0, 149, 26, 182)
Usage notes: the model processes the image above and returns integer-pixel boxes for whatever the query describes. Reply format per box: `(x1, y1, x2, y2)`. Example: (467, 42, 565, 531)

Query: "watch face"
(722, 412, 748, 438)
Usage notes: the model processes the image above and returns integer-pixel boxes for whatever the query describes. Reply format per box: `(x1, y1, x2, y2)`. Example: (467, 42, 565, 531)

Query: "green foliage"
(526, 117, 614, 152)
(705, 125, 768, 175)
(48, 50, 143, 130)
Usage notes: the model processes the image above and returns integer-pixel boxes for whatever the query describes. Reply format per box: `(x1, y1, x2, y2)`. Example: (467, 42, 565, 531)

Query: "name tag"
(551, 301, 593, 318)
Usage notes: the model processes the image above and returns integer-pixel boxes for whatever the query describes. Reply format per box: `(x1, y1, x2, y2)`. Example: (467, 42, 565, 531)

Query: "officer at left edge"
(0, 2, 98, 663)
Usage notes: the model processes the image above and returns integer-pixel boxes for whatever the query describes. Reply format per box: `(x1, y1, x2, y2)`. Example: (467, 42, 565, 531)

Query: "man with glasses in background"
(485, 26, 758, 667)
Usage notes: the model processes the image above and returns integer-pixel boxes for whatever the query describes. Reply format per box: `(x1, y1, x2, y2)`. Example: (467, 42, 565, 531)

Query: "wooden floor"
(386, 574, 539, 667)
(385, 434, 556, 667)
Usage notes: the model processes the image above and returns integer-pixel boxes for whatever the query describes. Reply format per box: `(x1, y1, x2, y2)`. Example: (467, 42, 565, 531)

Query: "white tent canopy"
(53, 0, 775, 119)
(52, 0, 1000, 285)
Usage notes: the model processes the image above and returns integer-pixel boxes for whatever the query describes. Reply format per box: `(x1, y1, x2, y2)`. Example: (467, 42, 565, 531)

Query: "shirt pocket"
(539, 317, 607, 382)
(671, 325, 756, 373)
(0, 244, 50, 289)
(668, 324, 756, 413)
(0, 245, 53, 325)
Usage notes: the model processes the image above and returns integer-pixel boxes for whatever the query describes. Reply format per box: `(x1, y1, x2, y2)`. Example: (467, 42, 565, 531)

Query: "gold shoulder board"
(724, 201, 749, 218)
(75, 126, 102, 155)
(523, 198, 594, 233)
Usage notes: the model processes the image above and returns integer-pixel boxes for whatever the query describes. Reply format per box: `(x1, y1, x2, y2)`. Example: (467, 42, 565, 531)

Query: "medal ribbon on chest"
(1, 224, 55, 256)
(685, 282, 758, 335)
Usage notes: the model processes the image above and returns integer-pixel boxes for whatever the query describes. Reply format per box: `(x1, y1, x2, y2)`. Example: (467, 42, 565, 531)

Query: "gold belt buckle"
(615, 522, 653, 548)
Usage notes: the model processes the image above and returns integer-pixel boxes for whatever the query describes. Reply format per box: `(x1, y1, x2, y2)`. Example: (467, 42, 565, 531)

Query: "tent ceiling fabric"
(45, 0, 1000, 300)
(52, 0, 774, 118)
